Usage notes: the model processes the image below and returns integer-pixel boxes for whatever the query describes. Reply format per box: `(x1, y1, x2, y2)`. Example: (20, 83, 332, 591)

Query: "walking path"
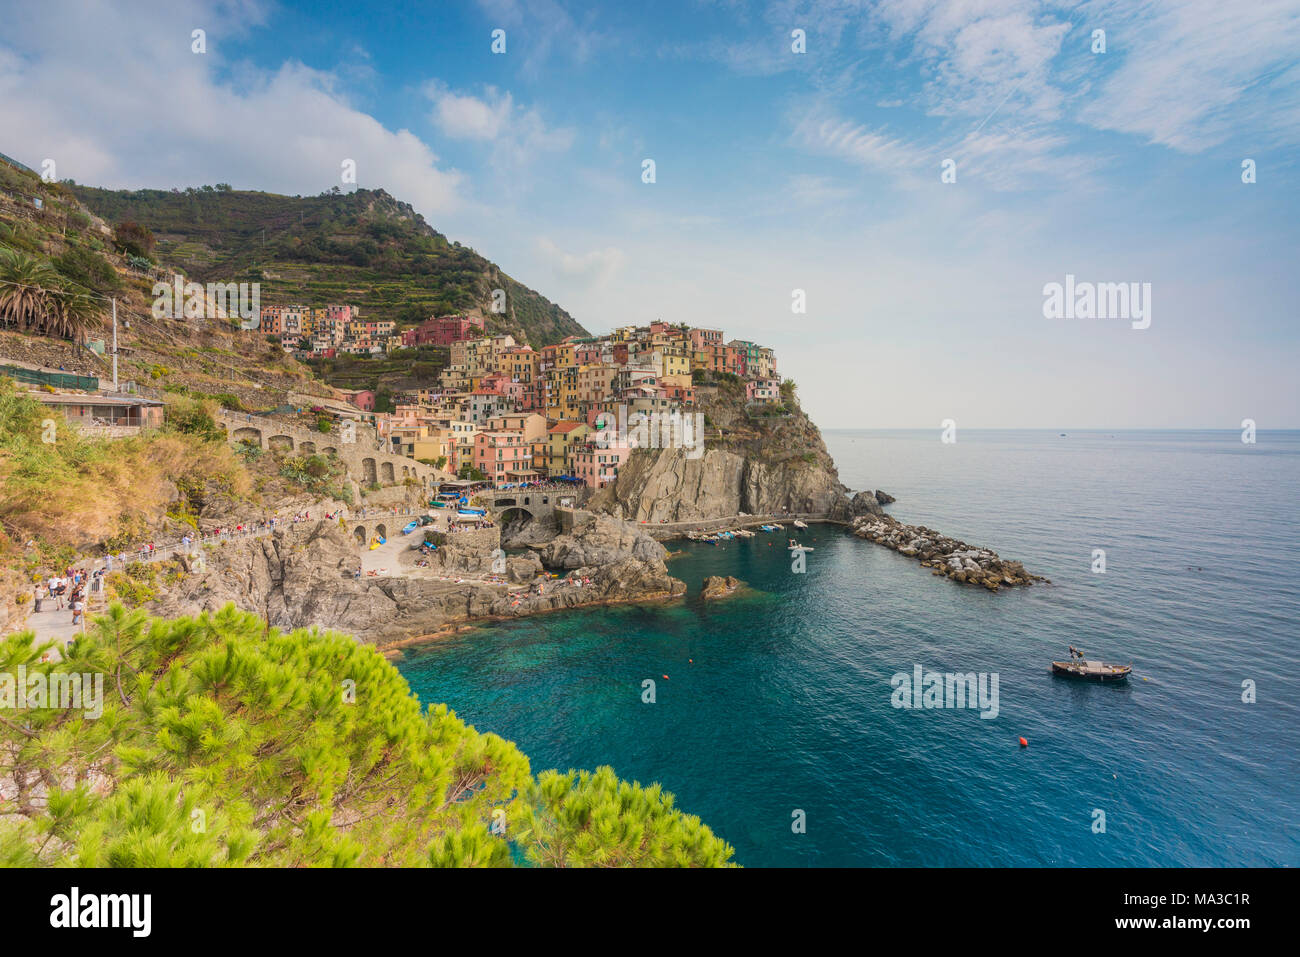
(640, 512, 840, 537)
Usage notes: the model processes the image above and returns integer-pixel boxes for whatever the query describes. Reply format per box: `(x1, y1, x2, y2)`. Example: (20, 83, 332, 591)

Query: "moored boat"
(1051, 646, 1131, 681)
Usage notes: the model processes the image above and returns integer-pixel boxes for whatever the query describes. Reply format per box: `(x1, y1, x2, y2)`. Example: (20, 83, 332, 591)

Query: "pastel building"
(473, 430, 534, 482)
(571, 441, 631, 489)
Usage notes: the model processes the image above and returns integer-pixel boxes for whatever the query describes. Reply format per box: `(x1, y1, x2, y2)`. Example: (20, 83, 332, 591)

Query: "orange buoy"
(1018, 737, 1028, 748)
(662, 674, 669, 680)
(689, 658, 693, 664)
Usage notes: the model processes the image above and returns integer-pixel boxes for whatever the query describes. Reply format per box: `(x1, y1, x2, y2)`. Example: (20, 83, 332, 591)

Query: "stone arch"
(232, 427, 263, 447)
(353, 526, 367, 547)
(375, 523, 388, 540)
(322, 446, 338, 456)
(362, 458, 377, 484)
(381, 462, 395, 483)
(268, 434, 294, 452)
(299, 441, 317, 455)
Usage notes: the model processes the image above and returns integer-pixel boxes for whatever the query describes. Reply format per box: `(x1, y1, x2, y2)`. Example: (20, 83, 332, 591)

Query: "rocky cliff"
(590, 381, 856, 523)
(151, 511, 683, 646)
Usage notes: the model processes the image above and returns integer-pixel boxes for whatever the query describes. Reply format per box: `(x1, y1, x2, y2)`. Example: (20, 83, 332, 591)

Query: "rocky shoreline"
(150, 509, 687, 646)
(849, 514, 1047, 591)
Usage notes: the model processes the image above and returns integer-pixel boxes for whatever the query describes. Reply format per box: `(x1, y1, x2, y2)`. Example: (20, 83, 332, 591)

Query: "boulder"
(850, 490, 884, 517)
(700, 575, 744, 600)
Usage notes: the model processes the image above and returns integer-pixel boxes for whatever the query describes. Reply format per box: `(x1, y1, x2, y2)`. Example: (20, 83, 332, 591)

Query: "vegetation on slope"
(0, 158, 330, 410)
(69, 184, 587, 348)
(0, 377, 250, 563)
(0, 604, 736, 867)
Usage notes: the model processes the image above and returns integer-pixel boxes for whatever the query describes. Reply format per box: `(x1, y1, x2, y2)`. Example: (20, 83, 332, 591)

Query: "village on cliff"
(259, 306, 783, 489)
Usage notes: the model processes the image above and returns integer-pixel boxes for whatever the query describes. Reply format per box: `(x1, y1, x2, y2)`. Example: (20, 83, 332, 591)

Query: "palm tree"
(0, 247, 103, 341)
(0, 247, 56, 331)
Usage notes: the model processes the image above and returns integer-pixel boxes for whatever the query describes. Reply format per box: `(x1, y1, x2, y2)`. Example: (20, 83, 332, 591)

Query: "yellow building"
(546, 421, 590, 475)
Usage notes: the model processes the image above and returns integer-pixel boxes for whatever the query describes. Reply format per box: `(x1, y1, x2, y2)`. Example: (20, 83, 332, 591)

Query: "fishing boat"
(787, 539, 814, 551)
(1051, 647, 1131, 682)
(770, 523, 785, 531)
(759, 524, 778, 532)
(793, 520, 808, 529)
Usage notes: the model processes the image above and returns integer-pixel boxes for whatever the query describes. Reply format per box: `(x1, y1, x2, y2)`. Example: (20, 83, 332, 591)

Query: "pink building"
(746, 378, 780, 403)
(473, 431, 532, 482)
(412, 314, 487, 347)
(343, 389, 376, 412)
(571, 440, 631, 489)
(690, 327, 723, 351)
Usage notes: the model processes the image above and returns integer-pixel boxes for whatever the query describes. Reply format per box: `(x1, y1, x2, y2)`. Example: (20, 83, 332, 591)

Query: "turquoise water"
(396, 430, 1300, 866)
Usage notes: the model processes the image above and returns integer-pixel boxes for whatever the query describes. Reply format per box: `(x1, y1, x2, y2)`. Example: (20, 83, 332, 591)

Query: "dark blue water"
(396, 430, 1300, 866)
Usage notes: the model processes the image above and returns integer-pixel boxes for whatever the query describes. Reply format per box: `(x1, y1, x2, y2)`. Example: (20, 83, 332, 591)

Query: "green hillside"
(70, 184, 587, 348)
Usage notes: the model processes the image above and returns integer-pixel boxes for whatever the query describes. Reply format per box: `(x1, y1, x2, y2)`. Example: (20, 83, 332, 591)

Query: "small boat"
(770, 523, 785, 530)
(401, 521, 419, 535)
(793, 520, 808, 529)
(760, 524, 777, 532)
(787, 539, 814, 551)
(1051, 647, 1131, 681)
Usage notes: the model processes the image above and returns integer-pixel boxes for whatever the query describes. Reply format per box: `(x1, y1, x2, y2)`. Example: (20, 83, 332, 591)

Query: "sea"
(395, 430, 1300, 866)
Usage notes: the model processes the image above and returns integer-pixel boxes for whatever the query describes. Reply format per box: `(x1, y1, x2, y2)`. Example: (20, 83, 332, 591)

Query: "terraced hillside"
(70, 185, 587, 347)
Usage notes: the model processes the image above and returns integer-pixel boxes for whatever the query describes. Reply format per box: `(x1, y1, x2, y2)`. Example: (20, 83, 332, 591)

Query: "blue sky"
(2, 0, 1298, 427)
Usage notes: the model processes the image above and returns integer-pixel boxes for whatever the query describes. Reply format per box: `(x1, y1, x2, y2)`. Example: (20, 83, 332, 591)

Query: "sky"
(1, 0, 1298, 428)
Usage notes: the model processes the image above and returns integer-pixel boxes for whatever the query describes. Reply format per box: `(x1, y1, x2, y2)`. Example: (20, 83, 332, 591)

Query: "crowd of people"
(32, 566, 104, 627)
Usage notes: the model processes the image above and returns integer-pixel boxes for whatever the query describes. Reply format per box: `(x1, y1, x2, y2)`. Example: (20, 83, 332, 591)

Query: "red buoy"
(663, 674, 669, 680)
(1019, 737, 1028, 748)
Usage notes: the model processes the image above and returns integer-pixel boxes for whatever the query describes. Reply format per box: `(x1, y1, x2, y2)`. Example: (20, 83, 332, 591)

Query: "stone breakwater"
(850, 515, 1047, 591)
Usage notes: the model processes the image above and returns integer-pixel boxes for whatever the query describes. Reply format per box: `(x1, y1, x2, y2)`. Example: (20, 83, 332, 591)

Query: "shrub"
(113, 220, 156, 259)
(0, 605, 737, 867)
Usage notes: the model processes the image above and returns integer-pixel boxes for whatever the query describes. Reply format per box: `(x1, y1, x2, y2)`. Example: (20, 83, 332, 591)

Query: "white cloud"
(1079, 0, 1300, 152)
(791, 110, 928, 179)
(426, 84, 574, 170)
(535, 237, 625, 286)
(0, 1, 464, 214)
(430, 87, 513, 141)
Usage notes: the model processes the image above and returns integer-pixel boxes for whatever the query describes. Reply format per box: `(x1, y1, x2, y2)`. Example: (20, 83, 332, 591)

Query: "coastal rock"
(850, 514, 1047, 591)
(700, 575, 743, 600)
(538, 510, 667, 569)
(598, 447, 851, 523)
(152, 513, 684, 646)
(851, 490, 884, 517)
(588, 384, 855, 524)
(874, 489, 896, 505)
